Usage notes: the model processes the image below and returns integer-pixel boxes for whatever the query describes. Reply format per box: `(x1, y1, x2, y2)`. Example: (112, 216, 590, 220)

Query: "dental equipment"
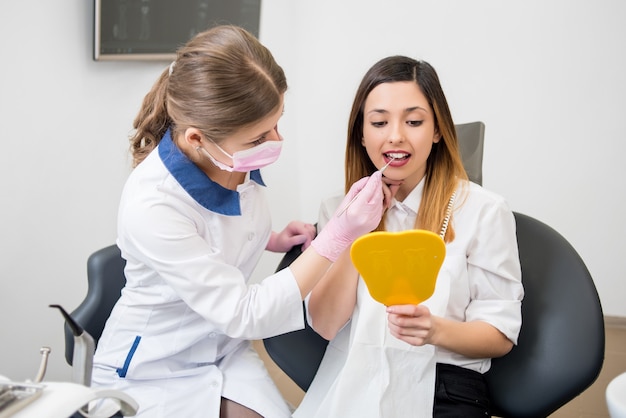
(50, 305, 95, 387)
(0, 306, 139, 417)
(337, 157, 395, 217)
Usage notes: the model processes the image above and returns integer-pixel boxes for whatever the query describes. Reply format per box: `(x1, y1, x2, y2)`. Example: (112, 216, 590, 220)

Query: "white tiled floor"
(254, 317, 626, 417)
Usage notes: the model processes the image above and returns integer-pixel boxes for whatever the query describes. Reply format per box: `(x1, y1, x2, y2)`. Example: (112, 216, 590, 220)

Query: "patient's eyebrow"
(405, 105, 429, 114)
(367, 105, 429, 115)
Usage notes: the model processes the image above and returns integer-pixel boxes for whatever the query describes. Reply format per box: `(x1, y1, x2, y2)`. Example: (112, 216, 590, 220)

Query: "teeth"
(385, 152, 409, 159)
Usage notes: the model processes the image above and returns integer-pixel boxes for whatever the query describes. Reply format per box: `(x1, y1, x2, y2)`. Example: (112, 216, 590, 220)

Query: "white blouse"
(295, 178, 523, 418)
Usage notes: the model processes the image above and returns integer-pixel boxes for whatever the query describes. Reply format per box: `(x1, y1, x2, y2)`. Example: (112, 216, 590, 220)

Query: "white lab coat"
(92, 131, 303, 417)
(294, 178, 523, 418)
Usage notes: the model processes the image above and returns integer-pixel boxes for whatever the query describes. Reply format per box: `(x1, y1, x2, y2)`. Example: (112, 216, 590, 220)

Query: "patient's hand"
(386, 304, 434, 346)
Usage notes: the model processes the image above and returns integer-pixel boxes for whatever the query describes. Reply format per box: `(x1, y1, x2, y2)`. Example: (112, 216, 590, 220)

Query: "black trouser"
(433, 363, 490, 417)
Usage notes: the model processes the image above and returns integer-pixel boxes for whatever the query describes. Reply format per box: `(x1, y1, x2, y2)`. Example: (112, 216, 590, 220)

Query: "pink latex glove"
(266, 221, 317, 252)
(310, 171, 384, 262)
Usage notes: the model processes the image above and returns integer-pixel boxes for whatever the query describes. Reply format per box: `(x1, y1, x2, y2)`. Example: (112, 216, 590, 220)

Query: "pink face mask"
(198, 139, 283, 172)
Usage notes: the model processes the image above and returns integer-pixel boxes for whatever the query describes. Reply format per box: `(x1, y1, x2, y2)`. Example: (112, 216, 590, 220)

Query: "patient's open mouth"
(384, 152, 410, 161)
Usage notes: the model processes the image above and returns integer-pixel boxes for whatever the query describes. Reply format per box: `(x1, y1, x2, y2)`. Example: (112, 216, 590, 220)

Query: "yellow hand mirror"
(350, 230, 445, 306)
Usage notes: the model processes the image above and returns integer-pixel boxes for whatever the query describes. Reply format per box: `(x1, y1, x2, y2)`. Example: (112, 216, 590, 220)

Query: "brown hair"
(130, 25, 287, 167)
(345, 56, 468, 242)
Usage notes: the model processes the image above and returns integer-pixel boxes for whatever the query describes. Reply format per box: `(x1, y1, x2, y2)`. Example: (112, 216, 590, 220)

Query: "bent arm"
(304, 249, 359, 340)
(430, 317, 513, 358)
(386, 192, 522, 357)
(386, 305, 514, 358)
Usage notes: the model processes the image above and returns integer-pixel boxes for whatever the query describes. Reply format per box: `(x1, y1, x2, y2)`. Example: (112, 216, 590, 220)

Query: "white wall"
(0, 0, 624, 384)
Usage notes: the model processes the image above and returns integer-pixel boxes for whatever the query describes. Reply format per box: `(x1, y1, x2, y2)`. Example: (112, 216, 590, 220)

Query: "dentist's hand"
(266, 221, 316, 252)
(311, 171, 385, 262)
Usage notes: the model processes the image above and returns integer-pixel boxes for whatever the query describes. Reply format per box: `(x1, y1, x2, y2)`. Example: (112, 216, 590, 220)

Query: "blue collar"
(158, 129, 266, 216)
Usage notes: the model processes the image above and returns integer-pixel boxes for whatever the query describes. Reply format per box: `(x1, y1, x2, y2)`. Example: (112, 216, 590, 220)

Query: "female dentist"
(90, 25, 390, 418)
